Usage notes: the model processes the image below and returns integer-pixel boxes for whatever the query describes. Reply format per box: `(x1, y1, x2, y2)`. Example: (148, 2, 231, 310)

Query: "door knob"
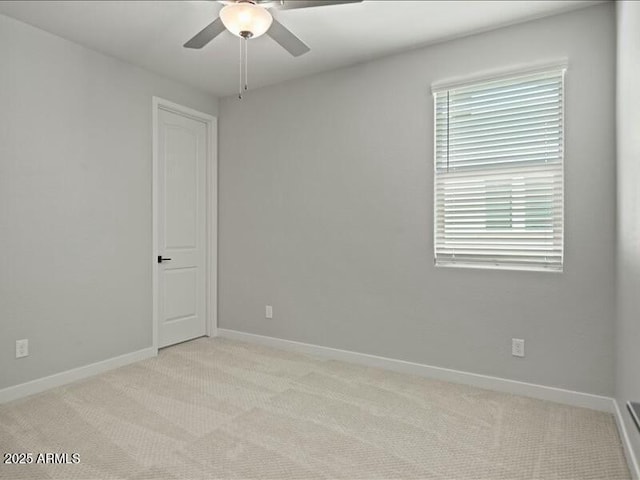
(157, 256, 172, 263)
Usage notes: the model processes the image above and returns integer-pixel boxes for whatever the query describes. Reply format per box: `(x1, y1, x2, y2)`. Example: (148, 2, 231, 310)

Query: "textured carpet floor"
(0, 337, 630, 480)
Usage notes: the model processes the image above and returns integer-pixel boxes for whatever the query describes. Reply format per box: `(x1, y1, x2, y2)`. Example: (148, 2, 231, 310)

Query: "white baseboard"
(0, 347, 157, 404)
(614, 400, 640, 479)
(218, 328, 614, 412)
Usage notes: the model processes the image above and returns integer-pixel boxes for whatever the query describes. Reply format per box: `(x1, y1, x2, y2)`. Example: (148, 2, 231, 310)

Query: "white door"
(157, 107, 208, 348)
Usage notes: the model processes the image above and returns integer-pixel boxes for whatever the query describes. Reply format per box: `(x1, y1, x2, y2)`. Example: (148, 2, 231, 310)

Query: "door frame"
(152, 96, 217, 352)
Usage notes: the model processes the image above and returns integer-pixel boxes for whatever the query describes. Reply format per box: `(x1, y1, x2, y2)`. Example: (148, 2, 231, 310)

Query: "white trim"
(0, 347, 156, 404)
(218, 329, 613, 412)
(431, 60, 568, 93)
(432, 86, 438, 268)
(560, 66, 566, 272)
(614, 400, 640, 479)
(207, 115, 219, 339)
(152, 97, 218, 350)
(153, 97, 217, 125)
(434, 262, 564, 274)
(152, 99, 159, 350)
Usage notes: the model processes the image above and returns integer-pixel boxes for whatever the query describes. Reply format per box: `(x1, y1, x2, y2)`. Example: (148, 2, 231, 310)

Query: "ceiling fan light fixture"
(220, 2, 273, 39)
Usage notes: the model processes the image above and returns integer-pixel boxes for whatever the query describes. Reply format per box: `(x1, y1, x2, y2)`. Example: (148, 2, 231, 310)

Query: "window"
(433, 67, 565, 271)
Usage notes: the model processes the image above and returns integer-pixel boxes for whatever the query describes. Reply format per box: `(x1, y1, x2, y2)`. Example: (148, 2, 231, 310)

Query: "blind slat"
(438, 133, 562, 152)
(436, 119, 562, 141)
(447, 96, 562, 118)
(435, 125, 561, 144)
(438, 85, 561, 110)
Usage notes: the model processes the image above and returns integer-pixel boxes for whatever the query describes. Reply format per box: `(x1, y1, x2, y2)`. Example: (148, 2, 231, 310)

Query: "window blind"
(433, 69, 565, 271)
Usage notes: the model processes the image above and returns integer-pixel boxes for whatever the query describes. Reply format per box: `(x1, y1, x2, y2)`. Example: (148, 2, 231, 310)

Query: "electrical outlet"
(512, 338, 525, 357)
(265, 305, 273, 319)
(16, 339, 29, 359)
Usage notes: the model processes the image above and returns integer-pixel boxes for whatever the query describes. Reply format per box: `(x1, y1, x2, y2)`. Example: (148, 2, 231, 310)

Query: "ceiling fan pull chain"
(244, 37, 248, 92)
(238, 36, 243, 99)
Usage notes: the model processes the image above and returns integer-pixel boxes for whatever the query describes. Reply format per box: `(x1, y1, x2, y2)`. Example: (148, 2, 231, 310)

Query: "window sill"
(434, 261, 563, 273)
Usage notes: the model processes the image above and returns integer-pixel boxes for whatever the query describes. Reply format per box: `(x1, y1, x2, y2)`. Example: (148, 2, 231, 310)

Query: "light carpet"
(0, 337, 630, 480)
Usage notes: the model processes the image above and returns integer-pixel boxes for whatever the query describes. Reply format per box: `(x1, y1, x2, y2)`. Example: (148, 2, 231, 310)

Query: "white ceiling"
(0, 0, 599, 97)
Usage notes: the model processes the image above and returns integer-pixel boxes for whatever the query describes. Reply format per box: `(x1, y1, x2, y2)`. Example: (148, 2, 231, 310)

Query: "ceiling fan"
(184, 0, 363, 97)
(184, 1, 362, 55)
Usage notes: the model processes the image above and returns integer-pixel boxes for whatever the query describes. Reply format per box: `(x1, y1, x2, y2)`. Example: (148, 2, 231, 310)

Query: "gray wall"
(0, 14, 218, 389)
(616, 0, 640, 466)
(219, 4, 616, 396)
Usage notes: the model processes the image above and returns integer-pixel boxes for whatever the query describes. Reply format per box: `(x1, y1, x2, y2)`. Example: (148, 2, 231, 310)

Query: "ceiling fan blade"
(184, 17, 226, 49)
(267, 18, 310, 57)
(276, 0, 362, 10)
